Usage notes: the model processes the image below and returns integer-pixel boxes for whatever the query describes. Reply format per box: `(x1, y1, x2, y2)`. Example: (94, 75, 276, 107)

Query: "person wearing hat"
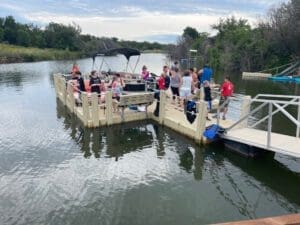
(141, 65, 150, 81)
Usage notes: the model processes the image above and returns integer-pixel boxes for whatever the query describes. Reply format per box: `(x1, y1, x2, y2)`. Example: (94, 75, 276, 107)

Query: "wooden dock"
(53, 73, 233, 144)
(242, 72, 272, 80)
(223, 128, 300, 158)
(54, 74, 300, 157)
(212, 213, 300, 225)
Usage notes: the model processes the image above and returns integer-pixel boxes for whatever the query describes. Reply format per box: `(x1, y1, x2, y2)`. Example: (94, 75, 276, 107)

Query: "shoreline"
(0, 43, 82, 64)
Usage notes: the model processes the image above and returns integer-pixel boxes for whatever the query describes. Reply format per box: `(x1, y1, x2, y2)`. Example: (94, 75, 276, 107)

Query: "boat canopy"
(93, 48, 141, 61)
(92, 48, 141, 73)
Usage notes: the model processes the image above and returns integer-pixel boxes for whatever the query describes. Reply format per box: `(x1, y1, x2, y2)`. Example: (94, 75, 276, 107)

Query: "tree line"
(0, 16, 170, 57)
(169, 0, 299, 73)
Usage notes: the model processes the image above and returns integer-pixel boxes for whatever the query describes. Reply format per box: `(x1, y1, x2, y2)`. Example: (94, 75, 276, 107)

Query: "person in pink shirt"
(141, 65, 150, 80)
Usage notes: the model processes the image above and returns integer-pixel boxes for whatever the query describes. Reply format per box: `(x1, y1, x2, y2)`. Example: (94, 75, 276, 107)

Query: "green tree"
(183, 26, 199, 40)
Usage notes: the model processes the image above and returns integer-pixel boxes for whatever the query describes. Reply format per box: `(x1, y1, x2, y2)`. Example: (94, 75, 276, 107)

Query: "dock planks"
(223, 128, 300, 157)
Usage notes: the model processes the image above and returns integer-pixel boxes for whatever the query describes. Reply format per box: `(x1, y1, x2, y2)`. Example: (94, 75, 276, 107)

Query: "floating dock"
(54, 74, 300, 157)
(242, 72, 272, 80)
(213, 213, 300, 225)
(53, 73, 234, 144)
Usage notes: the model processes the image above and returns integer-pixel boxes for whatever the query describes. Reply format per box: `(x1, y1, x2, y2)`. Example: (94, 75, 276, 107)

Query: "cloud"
(0, 0, 288, 43)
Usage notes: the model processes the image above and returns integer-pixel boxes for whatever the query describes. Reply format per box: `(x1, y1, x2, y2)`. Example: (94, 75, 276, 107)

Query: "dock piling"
(105, 91, 113, 126)
(159, 91, 166, 124)
(91, 92, 99, 127)
(239, 95, 251, 128)
(195, 101, 207, 143)
(82, 92, 90, 126)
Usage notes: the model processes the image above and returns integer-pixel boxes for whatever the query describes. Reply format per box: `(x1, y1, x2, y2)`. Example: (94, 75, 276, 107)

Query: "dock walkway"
(222, 128, 300, 158)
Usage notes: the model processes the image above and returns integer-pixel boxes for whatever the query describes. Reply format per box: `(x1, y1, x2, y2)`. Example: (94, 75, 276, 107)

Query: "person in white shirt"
(180, 70, 192, 108)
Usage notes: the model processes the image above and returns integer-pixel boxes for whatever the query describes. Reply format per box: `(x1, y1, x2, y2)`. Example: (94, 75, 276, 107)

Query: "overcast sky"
(0, 0, 287, 43)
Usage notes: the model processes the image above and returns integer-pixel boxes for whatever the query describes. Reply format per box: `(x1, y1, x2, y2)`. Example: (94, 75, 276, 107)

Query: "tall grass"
(0, 44, 81, 63)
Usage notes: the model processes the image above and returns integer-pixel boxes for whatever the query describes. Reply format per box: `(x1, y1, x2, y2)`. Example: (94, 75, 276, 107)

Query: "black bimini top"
(94, 48, 141, 61)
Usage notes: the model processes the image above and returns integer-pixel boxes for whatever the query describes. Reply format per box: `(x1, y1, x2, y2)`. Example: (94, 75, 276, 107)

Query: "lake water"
(0, 54, 299, 225)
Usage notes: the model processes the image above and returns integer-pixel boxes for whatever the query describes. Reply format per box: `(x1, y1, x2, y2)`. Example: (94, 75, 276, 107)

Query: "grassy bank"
(0, 44, 81, 64)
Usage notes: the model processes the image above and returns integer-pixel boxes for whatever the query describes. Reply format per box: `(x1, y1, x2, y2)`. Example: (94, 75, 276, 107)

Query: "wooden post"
(195, 101, 207, 143)
(82, 92, 90, 126)
(239, 95, 251, 128)
(199, 86, 204, 100)
(105, 91, 113, 126)
(58, 76, 66, 105)
(91, 92, 99, 127)
(53, 74, 59, 96)
(159, 91, 166, 124)
(67, 82, 75, 113)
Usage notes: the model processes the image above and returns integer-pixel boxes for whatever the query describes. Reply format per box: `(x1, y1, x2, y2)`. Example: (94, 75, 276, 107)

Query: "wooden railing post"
(195, 101, 207, 143)
(67, 82, 75, 113)
(82, 92, 90, 126)
(53, 74, 59, 96)
(105, 91, 113, 126)
(239, 95, 251, 128)
(159, 91, 166, 124)
(91, 92, 99, 127)
(199, 86, 204, 100)
(59, 76, 67, 105)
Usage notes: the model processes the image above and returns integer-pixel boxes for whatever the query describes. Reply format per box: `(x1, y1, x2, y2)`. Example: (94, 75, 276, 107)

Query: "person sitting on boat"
(71, 63, 80, 74)
(141, 65, 150, 81)
(89, 70, 101, 94)
(219, 76, 234, 120)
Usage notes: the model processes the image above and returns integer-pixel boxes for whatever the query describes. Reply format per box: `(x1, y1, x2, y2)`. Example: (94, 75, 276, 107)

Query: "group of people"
(142, 62, 234, 120)
(70, 63, 125, 110)
(70, 61, 234, 119)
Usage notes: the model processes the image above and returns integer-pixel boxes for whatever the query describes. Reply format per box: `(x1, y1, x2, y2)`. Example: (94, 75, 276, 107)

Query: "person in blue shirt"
(200, 64, 213, 85)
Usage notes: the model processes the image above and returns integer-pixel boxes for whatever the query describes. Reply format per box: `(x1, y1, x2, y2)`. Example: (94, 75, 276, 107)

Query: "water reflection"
(55, 98, 204, 178)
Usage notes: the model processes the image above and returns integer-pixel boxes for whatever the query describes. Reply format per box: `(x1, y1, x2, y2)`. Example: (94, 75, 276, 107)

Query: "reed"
(0, 43, 81, 64)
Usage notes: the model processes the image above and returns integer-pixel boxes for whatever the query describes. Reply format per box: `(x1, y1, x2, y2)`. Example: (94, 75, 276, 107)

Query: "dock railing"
(222, 94, 300, 149)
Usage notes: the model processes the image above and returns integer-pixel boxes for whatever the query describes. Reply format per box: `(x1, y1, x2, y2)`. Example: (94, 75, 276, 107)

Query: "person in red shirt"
(157, 73, 165, 90)
(219, 76, 234, 120)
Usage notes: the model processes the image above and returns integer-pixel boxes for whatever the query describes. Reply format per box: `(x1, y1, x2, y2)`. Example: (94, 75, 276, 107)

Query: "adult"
(180, 70, 192, 108)
(141, 65, 150, 81)
(71, 71, 86, 92)
(204, 80, 212, 120)
(200, 64, 213, 85)
(163, 65, 170, 90)
(89, 70, 101, 94)
(170, 61, 179, 72)
(220, 76, 234, 120)
(170, 67, 181, 102)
